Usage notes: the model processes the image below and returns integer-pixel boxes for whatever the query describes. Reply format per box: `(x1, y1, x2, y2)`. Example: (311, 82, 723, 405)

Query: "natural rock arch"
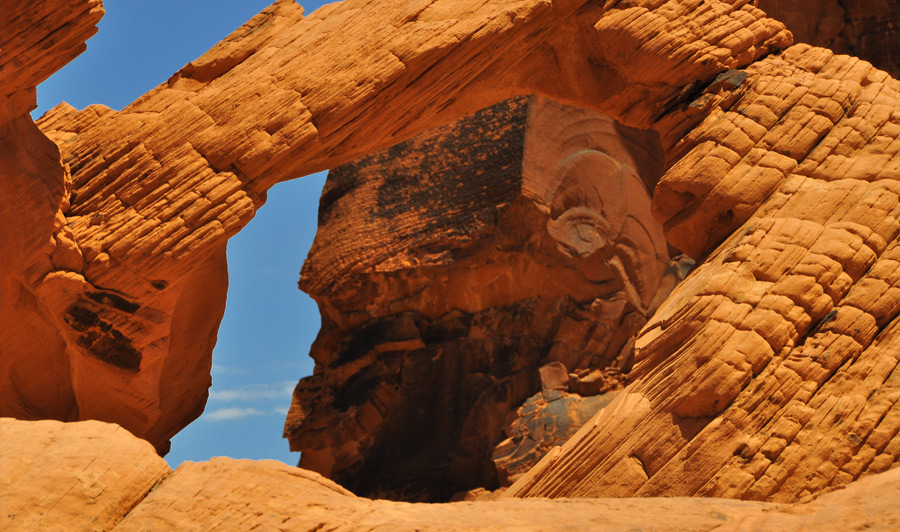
(2, 0, 898, 501)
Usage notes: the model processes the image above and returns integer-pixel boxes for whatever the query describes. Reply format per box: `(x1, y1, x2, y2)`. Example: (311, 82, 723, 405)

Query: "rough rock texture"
(492, 389, 621, 485)
(3, 418, 900, 532)
(1, 0, 104, 429)
(284, 95, 670, 500)
(0, 418, 170, 531)
(4, 0, 899, 507)
(508, 43, 900, 500)
(758, 0, 900, 79)
(6, 0, 792, 452)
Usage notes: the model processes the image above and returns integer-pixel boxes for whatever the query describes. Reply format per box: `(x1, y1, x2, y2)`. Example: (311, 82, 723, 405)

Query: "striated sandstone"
(1, 0, 104, 430)
(10, 0, 789, 451)
(3, 0, 899, 507)
(285, 95, 670, 500)
(508, 44, 900, 500)
(2, 418, 899, 532)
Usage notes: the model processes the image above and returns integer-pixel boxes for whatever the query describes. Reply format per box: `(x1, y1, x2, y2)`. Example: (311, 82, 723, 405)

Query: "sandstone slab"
(0, 418, 170, 532)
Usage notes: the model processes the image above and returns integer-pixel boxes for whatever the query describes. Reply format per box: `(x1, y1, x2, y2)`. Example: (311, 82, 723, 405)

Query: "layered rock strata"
(9, 0, 791, 452)
(285, 95, 670, 500)
(4, 418, 900, 532)
(1, 0, 104, 432)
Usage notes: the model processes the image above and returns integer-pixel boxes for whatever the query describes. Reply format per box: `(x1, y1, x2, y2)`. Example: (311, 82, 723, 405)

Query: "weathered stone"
(8, 0, 790, 452)
(285, 95, 669, 500)
(0, 418, 170, 532)
(4, 417, 900, 532)
(493, 390, 620, 485)
(758, 0, 900, 79)
(508, 44, 900, 500)
(3, 0, 898, 509)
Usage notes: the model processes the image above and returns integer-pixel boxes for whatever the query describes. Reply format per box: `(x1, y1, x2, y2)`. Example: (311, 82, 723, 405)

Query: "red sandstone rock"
(1, 0, 103, 429)
(758, 0, 900, 79)
(2, 0, 898, 509)
(0, 418, 169, 531)
(3, 417, 900, 532)
(508, 44, 900, 500)
(8, 0, 790, 452)
(284, 95, 669, 500)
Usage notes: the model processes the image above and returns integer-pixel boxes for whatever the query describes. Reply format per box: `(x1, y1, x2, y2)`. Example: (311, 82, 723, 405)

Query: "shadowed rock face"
(758, 0, 900, 79)
(285, 95, 670, 501)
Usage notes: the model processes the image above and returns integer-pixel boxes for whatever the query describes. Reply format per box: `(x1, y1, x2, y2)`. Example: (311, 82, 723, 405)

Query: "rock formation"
(4, 417, 900, 531)
(285, 95, 671, 500)
(0, 418, 169, 531)
(758, 0, 900, 79)
(507, 42, 900, 502)
(2, 0, 899, 516)
(1, 0, 104, 430)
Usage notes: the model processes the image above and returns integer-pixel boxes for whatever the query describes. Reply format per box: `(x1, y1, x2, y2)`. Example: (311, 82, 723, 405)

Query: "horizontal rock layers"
(4, 417, 900, 532)
(285, 95, 670, 500)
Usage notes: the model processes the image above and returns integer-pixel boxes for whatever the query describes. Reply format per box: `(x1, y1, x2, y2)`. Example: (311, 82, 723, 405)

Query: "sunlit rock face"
(284, 95, 673, 501)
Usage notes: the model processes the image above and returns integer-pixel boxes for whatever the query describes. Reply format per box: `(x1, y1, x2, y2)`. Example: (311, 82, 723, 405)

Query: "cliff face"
(509, 44, 900, 501)
(6, 0, 790, 454)
(2, 0, 899, 512)
(285, 95, 671, 500)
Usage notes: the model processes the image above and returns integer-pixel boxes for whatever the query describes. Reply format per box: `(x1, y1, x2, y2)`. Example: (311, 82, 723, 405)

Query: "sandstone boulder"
(0, 418, 169, 531)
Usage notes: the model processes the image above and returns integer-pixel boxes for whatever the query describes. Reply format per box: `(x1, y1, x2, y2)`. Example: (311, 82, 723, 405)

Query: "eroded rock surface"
(7, 0, 790, 452)
(508, 44, 900, 501)
(3, 418, 900, 532)
(0, 418, 170, 532)
(1, 0, 103, 429)
(3, 0, 899, 509)
(285, 95, 670, 500)
(759, 0, 900, 79)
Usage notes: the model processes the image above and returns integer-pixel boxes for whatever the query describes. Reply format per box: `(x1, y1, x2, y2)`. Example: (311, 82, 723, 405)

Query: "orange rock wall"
(1, 0, 104, 427)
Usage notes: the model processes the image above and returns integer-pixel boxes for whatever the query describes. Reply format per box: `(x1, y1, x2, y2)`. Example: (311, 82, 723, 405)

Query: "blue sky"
(35, 0, 334, 467)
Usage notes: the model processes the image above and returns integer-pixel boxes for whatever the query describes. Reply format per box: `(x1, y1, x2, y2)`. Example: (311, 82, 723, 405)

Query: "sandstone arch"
(2, 0, 897, 502)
